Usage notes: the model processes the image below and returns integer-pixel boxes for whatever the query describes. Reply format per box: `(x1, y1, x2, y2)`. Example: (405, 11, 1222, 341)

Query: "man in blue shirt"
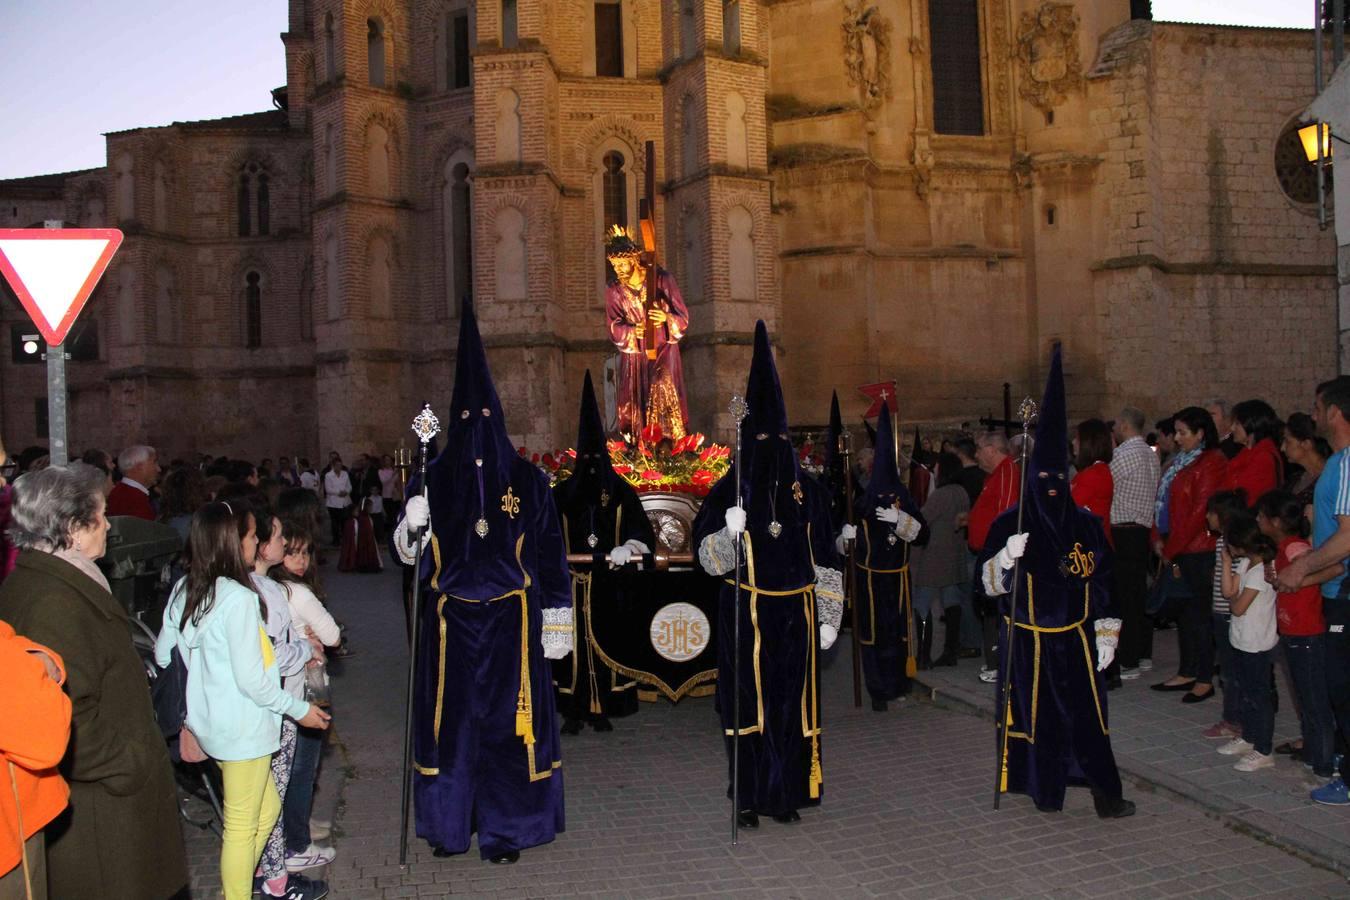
(1276, 376, 1350, 805)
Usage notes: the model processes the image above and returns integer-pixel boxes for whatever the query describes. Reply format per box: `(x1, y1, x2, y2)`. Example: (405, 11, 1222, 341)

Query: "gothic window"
(323, 13, 337, 81)
(681, 95, 699, 178)
(602, 151, 627, 230)
(154, 265, 175, 343)
(245, 272, 262, 348)
(367, 124, 391, 196)
(117, 265, 136, 344)
(324, 231, 340, 319)
(368, 18, 387, 87)
(323, 124, 337, 196)
(83, 195, 104, 227)
(680, 0, 697, 59)
(236, 162, 271, 236)
(722, 0, 740, 55)
(443, 157, 473, 317)
(725, 92, 748, 169)
(152, 161, 169, 232)
(502, 0, 519, 48)
(680, 210, 704, 303)
(369, 236, 393, 318)
(595, 1, 623, 77)
(446, 10, 471, 88)
(115, 153, 135, 222)
(299, 262, 313, 340)
(928, 0, 984, 136)
(727, 206, 755, 300)
(494, 207, 528, 301)
(495, 89, 522, 164)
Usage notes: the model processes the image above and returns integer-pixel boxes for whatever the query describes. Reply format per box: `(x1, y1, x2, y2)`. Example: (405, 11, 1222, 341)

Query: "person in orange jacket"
(0, 619, 72, 900)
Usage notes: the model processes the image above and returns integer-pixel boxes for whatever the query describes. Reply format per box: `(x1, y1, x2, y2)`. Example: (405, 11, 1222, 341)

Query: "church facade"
(0, 0, 1335, 461)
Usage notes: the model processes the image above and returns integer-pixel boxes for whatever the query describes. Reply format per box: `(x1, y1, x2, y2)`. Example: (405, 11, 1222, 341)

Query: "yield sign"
(0, 228, 123, 345)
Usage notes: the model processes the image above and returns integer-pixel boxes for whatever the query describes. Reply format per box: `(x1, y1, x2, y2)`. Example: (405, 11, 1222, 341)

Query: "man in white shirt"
(1110, 408, 1161, 680)
(323, 458, 352, 547)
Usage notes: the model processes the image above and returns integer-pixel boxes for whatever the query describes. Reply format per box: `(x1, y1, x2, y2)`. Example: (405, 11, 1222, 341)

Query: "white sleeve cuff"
(698, 529, 737, 577)
(1093, 618, 1122, 648)
(815, 566, 844, 632)
(542, 607, 575, 657)
(894, 512, 921, 543)
(982, 556, 1011, 596)
(393, 518, 430, 565)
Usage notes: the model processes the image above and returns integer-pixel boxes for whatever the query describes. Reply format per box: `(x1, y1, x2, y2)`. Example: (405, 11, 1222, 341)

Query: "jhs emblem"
(649, 603, 711, 662)
(500, 487, 521, 519)
(1060, 542, 1095, 578)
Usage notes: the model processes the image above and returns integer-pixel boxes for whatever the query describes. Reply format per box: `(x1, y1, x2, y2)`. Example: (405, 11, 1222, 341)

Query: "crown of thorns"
(605, 225, 642, 259)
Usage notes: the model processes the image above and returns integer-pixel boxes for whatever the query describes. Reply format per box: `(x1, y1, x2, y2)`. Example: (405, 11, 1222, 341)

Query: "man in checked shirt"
(1111, 408, 1161, 682)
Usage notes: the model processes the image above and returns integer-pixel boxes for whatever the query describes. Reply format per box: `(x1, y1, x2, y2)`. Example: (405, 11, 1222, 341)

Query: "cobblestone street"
(180, 562, 1350, 898)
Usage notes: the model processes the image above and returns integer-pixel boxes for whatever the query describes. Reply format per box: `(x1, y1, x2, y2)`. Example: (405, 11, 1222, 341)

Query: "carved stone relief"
(1016, 2, 1082, 112)
(842, 0, 891, 113)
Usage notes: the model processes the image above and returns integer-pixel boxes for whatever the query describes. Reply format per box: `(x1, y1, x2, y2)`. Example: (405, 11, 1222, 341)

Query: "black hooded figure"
(820, 390, 850, 531)
(692, 321, 844, 826)
(845, 404, 927, 711)
(976, 346, 1134, 818)
(392, 296, 572, 862)
(551, 370, 656, 733)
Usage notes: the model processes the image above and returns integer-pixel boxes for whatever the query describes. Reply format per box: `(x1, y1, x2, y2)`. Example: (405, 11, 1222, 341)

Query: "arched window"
(495, 89, 522, 164)
(367, 124, 391, 197)
(152, 161, 169, 232)
(722, 0, 740, 55)
(369, 236, 393, 318)
(323, 124, 337, 196)
(155, 265, 174, 343)
(83, 194, 105, 227)
(299, 262, 313, 340)
(727, 206, 755, 300)
(725, 91, 748, 169)
(368, 18, 387, 87)
(324, 231, 340, 319)
(443, 157, 474, 317)
(602, 151, 627, 231)
(323, 13, 337, 82)
(595, 0, 623, 76)
(681, 95, 699, 178)
(245, 272, 263, 348)
(117, 265, 136, 344)
(236, 162, 271, 236)
(680, 210, 704, 303)
(115, 153, 135, 222)
(928, 0, 984, 135)
(494, 207, 528, 301)
(445, 8, 471, 88)
(680, 0, 697, 59)
(502, 0, 518, 48)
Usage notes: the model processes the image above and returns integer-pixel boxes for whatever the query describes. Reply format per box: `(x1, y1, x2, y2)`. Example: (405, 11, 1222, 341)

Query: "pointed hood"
(863, 403, 905, 509)
(558, 369, 619, 502)
(437, 295, 516, 477)
(576, 369, 606, 456)
(907, 425, 932, 506)
(737, 321, 800, 504)
(822, 390, 844, 474)
(1026, 343, 1072, 537)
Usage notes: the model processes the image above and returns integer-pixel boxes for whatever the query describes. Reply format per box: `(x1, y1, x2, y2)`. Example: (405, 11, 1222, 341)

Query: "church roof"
(105, 109, 289, 137)
(0, 167, 100, 192)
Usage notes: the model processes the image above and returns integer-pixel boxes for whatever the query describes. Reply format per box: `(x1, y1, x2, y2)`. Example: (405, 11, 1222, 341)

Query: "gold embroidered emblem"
(501, 486, 521, 519)
(1062, 542, 1095, 578)
(792, 481, 804, 505)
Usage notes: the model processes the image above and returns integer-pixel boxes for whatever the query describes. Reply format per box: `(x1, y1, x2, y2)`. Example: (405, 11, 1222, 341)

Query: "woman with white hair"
(0, 464, 188, 899)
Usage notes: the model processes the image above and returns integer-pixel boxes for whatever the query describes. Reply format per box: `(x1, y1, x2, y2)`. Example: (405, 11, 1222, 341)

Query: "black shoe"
(591, 716, 613, 733)
(560, 718, 583, 736)
(870, 698, 888, 712)
(1106, 676, 1122, 691)
(265, 875, 330, 900)
(1181, 687, 1214, 704)
(1150, 679, 1195, 692)
(1034, 803, 1062, 813)
(431, 846, 462, 858)
(1094, 795, 1136, 819)
(737, 810, 759, 829)
(772, 810, 801, 824)
(489, 850, 520, 865)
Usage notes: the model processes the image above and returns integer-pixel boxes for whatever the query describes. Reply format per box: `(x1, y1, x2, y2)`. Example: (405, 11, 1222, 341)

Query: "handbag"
(1146, 558, 1193, 616)
(150, 645, 189, 739)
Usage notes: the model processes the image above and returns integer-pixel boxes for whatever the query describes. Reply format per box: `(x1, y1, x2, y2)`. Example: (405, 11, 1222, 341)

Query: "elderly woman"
(0, 464, 188, 900)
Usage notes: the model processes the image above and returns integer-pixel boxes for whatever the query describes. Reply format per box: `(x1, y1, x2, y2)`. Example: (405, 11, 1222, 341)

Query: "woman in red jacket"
(1152, 407, 1227, 702)
(1071, 419, 1115, 542)
(1223, 399, 1284, 507)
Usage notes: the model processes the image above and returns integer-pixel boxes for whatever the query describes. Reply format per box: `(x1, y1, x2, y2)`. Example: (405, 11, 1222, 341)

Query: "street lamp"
(1300, 122, 1333, 162)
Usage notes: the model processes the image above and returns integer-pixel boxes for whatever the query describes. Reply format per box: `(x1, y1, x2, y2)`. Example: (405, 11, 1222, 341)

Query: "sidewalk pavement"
(915, 619, 1350, 877)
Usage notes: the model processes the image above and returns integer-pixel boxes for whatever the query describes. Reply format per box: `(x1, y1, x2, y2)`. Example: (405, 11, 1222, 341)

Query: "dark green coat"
(0, 550, 187, 900)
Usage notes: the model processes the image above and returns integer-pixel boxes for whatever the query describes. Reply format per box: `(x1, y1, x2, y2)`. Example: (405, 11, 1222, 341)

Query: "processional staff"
(728, 392, 748, 845)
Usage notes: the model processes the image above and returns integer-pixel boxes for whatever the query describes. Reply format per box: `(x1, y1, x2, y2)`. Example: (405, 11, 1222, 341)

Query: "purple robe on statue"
(606, 267, 690, 439)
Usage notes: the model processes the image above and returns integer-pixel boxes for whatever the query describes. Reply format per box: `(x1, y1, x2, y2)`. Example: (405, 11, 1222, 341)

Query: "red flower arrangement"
(544, 429, 731, 496)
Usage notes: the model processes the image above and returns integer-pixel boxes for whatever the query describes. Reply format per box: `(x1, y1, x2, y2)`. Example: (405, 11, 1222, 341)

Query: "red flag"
(858, 381, 898, 419)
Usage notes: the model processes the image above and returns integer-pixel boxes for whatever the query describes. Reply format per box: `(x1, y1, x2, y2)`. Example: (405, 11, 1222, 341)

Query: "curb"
(914, 673, 1350, 881)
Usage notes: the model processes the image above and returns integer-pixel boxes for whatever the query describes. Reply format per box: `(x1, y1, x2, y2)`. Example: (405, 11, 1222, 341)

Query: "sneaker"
(285, 844, 336, 872)
(1234, 751, 1275, 772)
(1202, 721, 1240, 739)
(265, 874, 330, 900)
(1311, 777, 1350, 805)
(1138, 658, 1153, 672)
(978, 667, 998, 684)
(1217, 738, 1255, 756)
(1119, 667, 1141, 681)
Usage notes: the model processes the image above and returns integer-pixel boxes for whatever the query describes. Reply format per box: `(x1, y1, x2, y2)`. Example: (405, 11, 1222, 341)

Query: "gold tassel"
(517, 592, 536, 746)
(809, 739, 822, 799)
(999, 703, 1012, 792)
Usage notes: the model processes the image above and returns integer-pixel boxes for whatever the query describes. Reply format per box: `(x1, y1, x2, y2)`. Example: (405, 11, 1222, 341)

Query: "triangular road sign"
(0, 228, 124, 345)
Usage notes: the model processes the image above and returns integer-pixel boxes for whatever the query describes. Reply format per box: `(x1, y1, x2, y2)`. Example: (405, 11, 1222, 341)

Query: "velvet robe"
(552, 474, 655, 721)
(412, 456, 570, 858)
(693, 470, 841, 817)
(853, 492, 926, 702)
(978, 505, 1124, 811)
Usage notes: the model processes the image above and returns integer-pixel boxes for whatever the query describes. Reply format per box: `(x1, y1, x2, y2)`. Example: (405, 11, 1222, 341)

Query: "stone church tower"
(0, 1, 1336, 460)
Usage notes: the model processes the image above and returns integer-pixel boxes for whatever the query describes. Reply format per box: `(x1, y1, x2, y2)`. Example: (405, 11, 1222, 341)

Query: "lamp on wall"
(1301, 122, 1333, 163)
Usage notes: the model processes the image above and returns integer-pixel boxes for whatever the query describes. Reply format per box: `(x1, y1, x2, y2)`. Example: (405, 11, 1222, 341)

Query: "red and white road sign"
(0, 228, 123, 345)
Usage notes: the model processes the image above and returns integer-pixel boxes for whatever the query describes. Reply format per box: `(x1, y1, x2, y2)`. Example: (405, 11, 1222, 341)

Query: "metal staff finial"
(412, 403, 441, 446)
(729, 394, 748, 423)
(1018, 398, 1038, 428)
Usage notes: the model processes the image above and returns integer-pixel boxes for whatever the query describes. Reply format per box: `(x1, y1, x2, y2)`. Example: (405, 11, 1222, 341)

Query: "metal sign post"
(43, 221, 69, 465)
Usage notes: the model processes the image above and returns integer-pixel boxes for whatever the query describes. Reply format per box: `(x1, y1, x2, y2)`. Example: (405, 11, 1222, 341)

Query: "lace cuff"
(393, 518, 431, 565)
(814, 566, 844, 631)
(894, 512, 922, 543)
(698, 529, 737, 576)
(982, 556, 1011, 596)
(1093, 617, 1122, 648)
(542, 607, 574, 656)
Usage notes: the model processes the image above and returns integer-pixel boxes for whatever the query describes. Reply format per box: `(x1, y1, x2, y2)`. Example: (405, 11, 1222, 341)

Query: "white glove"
(609, 545, 633, 568)
(875, 506, 900, 524)
(543, 642, 569, 660)
(835, 524, 857, 555)
(840, 524, 857, 541)
(1095, 640, 1115, 672)
(1094, 618, 1121, 672)
(994, 533, 1029, 571)
(405, 495, 430, 531)
(819, 624, 838, 650)
(725, 506, 746, 536)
